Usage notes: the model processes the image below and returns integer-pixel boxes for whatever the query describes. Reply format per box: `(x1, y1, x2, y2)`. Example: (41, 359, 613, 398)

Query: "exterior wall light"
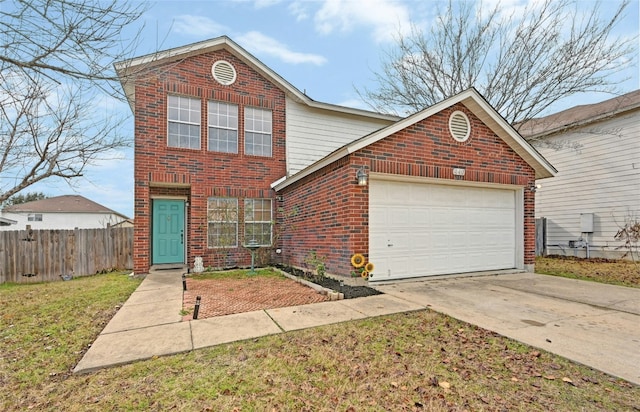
(356, 167, 368, 186)
(529, 183, 542, 192)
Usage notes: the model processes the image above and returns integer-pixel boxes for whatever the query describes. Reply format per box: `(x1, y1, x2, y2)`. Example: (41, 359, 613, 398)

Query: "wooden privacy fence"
(0, 227, 133, 284)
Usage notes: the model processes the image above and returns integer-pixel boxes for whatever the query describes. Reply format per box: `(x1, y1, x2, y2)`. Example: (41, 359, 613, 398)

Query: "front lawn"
(1, 270, 638, 411)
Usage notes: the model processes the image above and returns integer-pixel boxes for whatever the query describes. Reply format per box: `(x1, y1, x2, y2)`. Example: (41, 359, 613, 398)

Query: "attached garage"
(369, 178, 523, 281)
(274, 89, 556, 281)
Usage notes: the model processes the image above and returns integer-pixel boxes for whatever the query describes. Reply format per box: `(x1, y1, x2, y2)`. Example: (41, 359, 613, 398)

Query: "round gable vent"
(449, 110, 471, 142)
(211, 60, 237, 85)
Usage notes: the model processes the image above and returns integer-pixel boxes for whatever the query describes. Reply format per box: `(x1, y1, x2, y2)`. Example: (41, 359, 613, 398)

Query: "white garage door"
(369, 179, 517, 281)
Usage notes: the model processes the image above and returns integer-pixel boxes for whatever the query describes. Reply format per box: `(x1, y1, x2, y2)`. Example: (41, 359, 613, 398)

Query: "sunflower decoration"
(360, 270, 369, 279)
(364, 262, 374, 273)
(350, 253, 365, 268)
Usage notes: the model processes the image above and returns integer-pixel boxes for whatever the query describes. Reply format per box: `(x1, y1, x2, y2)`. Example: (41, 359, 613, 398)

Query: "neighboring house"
(0, 195, 130, 230)
(112, 218, 134, 228)
(519, 90, 640, 259)
(116, 36, 555, 281)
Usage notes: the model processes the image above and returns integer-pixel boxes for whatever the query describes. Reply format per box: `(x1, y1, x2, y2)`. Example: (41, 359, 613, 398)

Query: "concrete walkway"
(74, 270, 640, 386)
(73, 269, 423, 374)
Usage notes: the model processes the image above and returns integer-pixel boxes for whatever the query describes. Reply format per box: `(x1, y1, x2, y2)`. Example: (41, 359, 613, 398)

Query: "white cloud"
(313, 0, 411, 43)
(172, 15, 228, 37)
(336, 98, 369, 110)
(236, 31, 327, 65)
(253, 0, 282, 8)
(288, 1, 310, 21)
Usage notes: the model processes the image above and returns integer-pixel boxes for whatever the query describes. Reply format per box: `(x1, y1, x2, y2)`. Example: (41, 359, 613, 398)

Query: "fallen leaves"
(438, 381, 451, 389)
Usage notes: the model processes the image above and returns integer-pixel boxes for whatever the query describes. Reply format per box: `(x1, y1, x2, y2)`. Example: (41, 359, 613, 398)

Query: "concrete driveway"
(375, 272, 640, 385)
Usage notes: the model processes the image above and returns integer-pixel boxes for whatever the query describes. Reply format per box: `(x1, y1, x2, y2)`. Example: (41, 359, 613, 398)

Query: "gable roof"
(115, 35, 398, 122)
(273, 88, 556, 191)
(518, 90, 640, 139)
(3, 195, 128, 218)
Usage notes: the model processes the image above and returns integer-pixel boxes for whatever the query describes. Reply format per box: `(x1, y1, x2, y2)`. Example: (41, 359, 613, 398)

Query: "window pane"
(244, 199, 272, 246)
(208, 101, 239, 153)
(168, 95, 201, 149)
(244, 107, 272, 157)
(207, 198, 238, 248)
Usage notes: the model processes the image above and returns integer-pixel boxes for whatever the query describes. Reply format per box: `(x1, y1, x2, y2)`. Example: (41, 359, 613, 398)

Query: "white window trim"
(207, 101, 238, 153)
(167, 95, 201, 150)
(27, 213, 43, 222)
(244, 107, 273, 157)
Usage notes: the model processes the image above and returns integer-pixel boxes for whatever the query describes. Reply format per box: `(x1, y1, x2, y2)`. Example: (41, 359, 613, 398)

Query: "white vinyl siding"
(285, 98, 394, 175)
(534, 111, 640, 256)
(168, 95, 201, 149)
(0, 212, 126, 230)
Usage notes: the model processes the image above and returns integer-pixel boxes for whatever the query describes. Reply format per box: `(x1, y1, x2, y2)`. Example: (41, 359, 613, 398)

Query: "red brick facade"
(128, 40, 540, 277)
(132, 49, 286, 273)
(279, 104, 536, 276)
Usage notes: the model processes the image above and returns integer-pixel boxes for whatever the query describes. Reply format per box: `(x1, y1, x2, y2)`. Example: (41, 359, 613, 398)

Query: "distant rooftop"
(3, 195, 128, 218)
(518, 90, 640, 138)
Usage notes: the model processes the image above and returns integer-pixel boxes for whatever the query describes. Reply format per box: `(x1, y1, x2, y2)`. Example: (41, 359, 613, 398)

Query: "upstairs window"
(208, 101, 238, 153)
(27, 213, 43, 222)
(244, 198, 272, 246)
(244, 107, 272, 157)
(207, 198, 238, 248)
(167, 95, 201, 149)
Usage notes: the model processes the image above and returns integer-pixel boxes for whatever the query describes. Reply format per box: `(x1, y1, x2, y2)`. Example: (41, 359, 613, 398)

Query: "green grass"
(1, 268, 638, 411)
(190, 267, 282, 281)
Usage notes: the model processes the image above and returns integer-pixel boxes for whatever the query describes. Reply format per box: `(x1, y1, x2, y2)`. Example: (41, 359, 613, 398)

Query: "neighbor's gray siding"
(534, 111, 640, 258)
(285, 98, 393, 175)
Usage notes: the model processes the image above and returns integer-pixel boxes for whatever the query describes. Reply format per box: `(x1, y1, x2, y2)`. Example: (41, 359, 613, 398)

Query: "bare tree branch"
(0, 0, 147, 203)
(359, 0, 637, 126)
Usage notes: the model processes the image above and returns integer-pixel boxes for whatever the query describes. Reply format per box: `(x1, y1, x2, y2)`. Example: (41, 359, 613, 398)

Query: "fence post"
(535, 217, 547, 257)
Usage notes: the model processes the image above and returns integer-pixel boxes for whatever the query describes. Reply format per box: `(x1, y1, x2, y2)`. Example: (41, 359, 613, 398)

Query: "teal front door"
(152, 199, 185, 265)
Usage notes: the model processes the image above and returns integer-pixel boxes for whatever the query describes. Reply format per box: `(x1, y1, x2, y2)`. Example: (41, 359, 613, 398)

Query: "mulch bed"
(275, 264, 384, 299)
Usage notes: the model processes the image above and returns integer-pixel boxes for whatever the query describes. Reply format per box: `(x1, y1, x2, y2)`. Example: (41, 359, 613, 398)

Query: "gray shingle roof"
(518, 90, 640, 138)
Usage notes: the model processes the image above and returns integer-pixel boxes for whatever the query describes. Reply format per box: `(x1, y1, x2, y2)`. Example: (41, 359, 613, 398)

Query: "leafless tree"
(360, 0, 637, 127)
(0, 0, 147, 204)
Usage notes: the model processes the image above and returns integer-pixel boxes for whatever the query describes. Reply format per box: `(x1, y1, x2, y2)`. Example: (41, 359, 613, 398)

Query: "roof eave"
(115, 36, 399, 122)
(524, 102, 640, 141)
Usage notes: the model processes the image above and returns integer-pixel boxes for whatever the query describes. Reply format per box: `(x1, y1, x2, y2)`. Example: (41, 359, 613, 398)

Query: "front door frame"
(151, 196, 187, 266)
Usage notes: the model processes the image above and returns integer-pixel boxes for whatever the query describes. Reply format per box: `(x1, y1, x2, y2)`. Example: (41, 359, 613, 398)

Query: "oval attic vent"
(449, 111, 471, 142)
(212, 60, 237, 85)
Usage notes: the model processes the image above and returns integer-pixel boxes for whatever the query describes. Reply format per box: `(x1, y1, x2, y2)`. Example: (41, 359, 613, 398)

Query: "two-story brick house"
(116, 36, 555, 282)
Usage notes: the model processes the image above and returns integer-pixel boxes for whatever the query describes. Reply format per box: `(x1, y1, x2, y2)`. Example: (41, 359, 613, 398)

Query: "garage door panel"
(370, 180, 518, 281)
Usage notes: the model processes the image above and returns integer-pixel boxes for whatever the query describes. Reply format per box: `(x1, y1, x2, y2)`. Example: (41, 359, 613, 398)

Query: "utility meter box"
(580, 213, 594, 233)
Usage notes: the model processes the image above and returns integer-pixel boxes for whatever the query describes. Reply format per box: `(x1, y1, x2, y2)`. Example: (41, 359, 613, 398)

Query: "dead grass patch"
(536, 256, 640, 287)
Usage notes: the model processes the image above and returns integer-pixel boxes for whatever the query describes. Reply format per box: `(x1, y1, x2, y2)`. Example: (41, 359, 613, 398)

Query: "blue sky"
(30, 0, 639, 218)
